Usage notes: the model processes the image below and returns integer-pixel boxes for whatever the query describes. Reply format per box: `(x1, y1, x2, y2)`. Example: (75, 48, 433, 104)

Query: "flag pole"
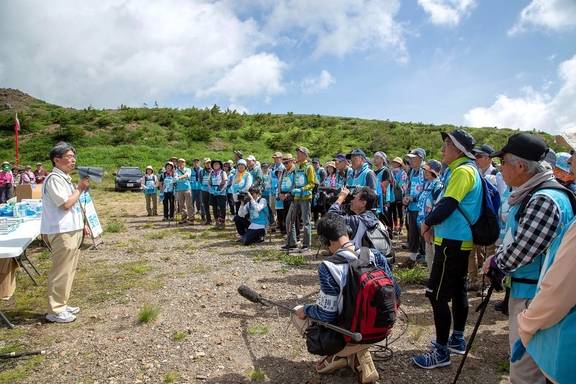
(14, 113, 20, 166)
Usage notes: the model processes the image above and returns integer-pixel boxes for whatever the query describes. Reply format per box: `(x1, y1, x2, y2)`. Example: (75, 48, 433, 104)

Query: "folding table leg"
(0, 310, 14, 329)
(21, 251, 40, 276)
(15, 257, 38, 286)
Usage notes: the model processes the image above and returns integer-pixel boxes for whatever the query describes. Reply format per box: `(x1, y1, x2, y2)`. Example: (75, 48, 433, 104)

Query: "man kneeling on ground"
(234, 186, 269, 245)
(292, 213, 388, 383)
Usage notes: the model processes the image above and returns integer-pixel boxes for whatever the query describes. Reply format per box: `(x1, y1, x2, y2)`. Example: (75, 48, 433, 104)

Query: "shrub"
(137, 304, 160, 324)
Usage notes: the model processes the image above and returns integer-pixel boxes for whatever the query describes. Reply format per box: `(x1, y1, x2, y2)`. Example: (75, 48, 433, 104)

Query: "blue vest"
(417, 178, 442, 227)
(174, 167, 191, 192)
(527, 217, 576, 383)
(505, 189, 574, 299)
(294, 165, 312, 198)
(280, 170, 295, 193)
(374, 167, 386, 214)
(161, 173, 175, 193)
(226, 169, 235, 194)
(336, 168, 352, 189)
(143, 175, 157, 195)
(434, 162, 482, 241)
(209, 171, 226, 196)
(262, 174, 272, 197)
(407, 168, 425, 212)
(249, 198, 269, 226)
(232, 172, 252, 194)
(189, 167, 202, 190)
(200, 169, 211, 192)
(347, 163, 370, 189)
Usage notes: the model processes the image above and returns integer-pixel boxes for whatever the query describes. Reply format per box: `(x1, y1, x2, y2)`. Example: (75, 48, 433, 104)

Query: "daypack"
(457, 169, 501, 246)
(362, 220, 395, 264)
(327, 248, 398, 344)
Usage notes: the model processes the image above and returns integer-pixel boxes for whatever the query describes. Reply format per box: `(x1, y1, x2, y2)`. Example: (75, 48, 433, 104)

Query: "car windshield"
(118, 168, 142, 176)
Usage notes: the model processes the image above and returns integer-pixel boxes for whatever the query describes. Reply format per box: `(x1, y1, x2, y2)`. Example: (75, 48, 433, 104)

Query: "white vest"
(40, 171, 84, 234)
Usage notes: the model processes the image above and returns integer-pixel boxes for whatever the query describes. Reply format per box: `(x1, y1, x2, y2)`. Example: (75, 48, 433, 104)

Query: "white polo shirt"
(40, 167, 84, 235)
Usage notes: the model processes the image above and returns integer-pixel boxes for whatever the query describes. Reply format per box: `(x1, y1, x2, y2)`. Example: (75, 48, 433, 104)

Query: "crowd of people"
(5, 129, 575, 384)
(0, 162, 48, 203)
(131, 130, 576, 382)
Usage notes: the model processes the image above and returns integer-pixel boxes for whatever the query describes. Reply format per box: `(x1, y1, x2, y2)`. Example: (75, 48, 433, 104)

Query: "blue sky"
(1, 0, 575, 132)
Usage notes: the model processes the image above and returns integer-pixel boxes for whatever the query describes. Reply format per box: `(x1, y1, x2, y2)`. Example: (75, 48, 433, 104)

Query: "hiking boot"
(354, 349, 379, 383)
(495, 301, 509, 316)
(46, 311, 76, 323)
(412, 342, 451, 369)
(448, 335, 467, 355)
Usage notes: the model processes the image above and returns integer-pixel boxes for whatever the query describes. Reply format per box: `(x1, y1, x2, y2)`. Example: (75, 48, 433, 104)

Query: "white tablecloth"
(0, 219, 42, 259)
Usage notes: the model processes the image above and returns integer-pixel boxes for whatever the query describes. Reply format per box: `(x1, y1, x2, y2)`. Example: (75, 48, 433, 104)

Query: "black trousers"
(201, 191, 212, 223)
(243, 228, 266, 245)
(426, 240, 470, 346)
(211, 194, 227, 222)
(163, 192, 175, 219)
(227, 193, 235, 216)
(234, 215, 250, 236)
(407, 210, 424, 254)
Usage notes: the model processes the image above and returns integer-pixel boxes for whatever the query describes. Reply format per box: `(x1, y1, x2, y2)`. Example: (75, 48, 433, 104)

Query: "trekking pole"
(451, 285, 494, 384)
(238, 285, 362, 342)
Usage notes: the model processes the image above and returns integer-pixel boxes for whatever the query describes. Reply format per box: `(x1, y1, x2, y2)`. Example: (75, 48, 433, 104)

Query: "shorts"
(425, 239, 470, 301)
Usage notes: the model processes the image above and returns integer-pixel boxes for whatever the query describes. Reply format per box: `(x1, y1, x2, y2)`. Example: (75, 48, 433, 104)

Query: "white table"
(0, 218, 42, 328)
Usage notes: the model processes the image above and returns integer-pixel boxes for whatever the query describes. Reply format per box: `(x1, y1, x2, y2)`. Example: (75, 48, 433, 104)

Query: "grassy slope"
(0, 89, 556, 175)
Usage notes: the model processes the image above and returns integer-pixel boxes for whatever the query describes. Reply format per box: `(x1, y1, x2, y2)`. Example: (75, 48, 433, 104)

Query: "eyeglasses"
(59, 154, 76, 160)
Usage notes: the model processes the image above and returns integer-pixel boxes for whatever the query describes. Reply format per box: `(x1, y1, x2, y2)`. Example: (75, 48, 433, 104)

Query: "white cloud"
(300, 70, 335, 94)
(199, 53, 285, 101)
(418, 0, 477, 27)
(0, 0, 281, 108)
(464, 55, 576, 133)
(265, 0, 407, 60)
(509, 0, 576, 35)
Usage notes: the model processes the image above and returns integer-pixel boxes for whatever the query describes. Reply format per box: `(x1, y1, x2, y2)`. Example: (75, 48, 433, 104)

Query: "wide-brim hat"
(422, 160, 442, 177)
(203, 157, 211, 164)
(391, 157, 403, 165)
(325, 161, 336, 169)
(211, 159, 223, 168)
(165, 161, 174, 168)
(272, 151, 283, 158)
(145, 165, 154, 171)
(406, 147, 427, 159)
(441, 130, 475, 159)
(282, 153, 294, 161)
(237, 159, 247, 167)
(296, 146, 309, 156)
(492, 133, 548, 162)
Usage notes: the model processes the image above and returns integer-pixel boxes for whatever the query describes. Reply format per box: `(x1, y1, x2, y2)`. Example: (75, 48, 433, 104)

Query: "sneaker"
(281, 244, 298, 250)
(412, 342, 451, 369)
(300, 246, 310, 253)
(46, 311, 76, 323)
(448, 335, 467, 355)
(66, 306, 80, 315)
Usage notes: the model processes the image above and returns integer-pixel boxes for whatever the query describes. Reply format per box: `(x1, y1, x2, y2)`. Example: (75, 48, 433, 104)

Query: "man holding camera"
(234, 186, 269, 245)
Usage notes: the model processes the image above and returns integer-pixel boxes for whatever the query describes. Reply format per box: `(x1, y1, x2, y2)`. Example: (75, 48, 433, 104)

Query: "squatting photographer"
(233, 186, 269, 245)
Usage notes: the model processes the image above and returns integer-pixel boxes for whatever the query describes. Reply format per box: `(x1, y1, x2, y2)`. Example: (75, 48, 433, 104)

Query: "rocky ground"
(0, 190, 511, 383)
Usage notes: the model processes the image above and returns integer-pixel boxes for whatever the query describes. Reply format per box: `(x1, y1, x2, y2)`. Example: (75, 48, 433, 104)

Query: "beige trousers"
(0, 259, 18, 299)
(508, 298, 546, 384)
(145, 194, 157, 215)
(291, 314, 370, 357)
(43, 230, 83, 315)
(176, 190, 193, 220)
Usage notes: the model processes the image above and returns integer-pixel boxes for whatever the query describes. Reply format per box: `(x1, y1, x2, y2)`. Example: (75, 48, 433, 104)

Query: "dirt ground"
(0, 190, 511, 383)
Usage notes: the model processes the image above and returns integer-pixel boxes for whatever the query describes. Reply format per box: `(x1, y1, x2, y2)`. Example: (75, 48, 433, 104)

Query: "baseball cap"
(334, 154, 347, 162)
(406, 148, 426, 159)
(441, 129, 476, 159)
(492, 133, 548, 162)
(423, 160, 442, 177)
(237, 159, 247, 167)
(203, 157, 211, 163)
(272, 151, 283, 158)
(282, 153, 294, 161)
(246, 155, 256, 161)
(473, 144, 495, 157)
(296, 146, 309, 156)
(346, 148, 367, 160)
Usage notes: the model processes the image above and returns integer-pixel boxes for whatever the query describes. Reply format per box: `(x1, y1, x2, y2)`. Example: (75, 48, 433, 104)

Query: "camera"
(238, 191, 251, 205)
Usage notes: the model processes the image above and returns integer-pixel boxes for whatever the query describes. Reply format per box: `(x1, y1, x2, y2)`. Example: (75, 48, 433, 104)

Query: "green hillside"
(0, 88, 555, 174)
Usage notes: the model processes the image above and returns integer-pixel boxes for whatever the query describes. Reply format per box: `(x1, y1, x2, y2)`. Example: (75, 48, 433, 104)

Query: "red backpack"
(327, 247, 398, 344)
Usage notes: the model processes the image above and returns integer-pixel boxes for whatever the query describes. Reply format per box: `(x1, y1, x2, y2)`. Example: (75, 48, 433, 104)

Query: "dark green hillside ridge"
(0, 88, 556, 172)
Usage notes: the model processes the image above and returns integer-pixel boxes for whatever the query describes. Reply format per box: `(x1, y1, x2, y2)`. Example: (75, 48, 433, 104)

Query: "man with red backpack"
(292, 213, 399, 383)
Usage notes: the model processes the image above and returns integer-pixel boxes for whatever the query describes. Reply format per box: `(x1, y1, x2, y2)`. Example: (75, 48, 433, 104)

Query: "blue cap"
(346, 148, 367, 160)
(334, 154, 347, 161)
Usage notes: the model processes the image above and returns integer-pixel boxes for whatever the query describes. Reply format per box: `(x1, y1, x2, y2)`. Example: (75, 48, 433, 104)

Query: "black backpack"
(362, 220, 395, 264)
